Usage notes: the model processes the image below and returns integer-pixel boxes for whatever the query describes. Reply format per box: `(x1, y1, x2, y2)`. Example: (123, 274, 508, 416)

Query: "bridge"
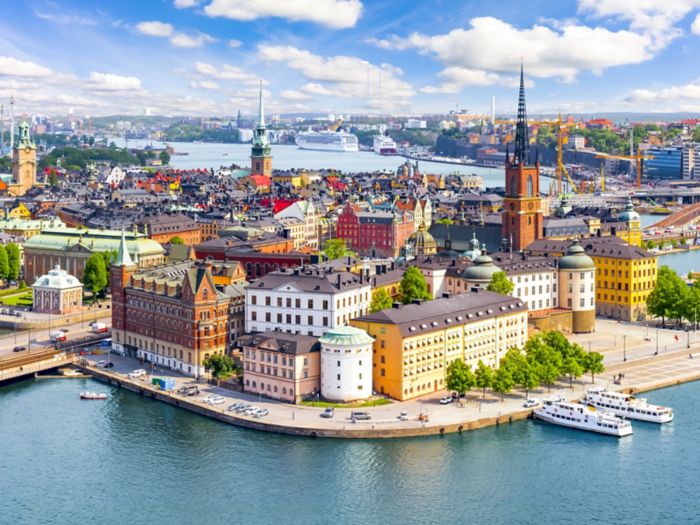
(0, 350, 77, 383)
(651, 202, 700, 229)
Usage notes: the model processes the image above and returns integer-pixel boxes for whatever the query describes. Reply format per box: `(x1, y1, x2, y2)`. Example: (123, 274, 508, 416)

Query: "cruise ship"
(295, 130, 359, 152)
(534, 399, 633, 437)
(373, 135, 398, 155)
(584, 386, 673, 423)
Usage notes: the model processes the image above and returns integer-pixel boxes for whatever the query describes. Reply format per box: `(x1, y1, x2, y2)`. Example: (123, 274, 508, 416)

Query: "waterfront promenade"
(78, 332, 700, 438)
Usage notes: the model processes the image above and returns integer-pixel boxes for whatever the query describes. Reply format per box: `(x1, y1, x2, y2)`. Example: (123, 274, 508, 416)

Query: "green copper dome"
(618, 196, 641, 222)
(558, 240, 595, 271)
(464, 252, 501, 282)
(319, 326, 375, 346)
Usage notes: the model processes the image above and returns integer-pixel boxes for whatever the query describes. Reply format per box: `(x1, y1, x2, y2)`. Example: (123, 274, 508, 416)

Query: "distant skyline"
(3, 0, 700, 117)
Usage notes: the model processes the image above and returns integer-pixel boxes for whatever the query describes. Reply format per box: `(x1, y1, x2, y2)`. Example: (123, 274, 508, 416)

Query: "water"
(657, 250, 700, 276)
(1, 377, 697, 525)
(116, 138, 505, 187)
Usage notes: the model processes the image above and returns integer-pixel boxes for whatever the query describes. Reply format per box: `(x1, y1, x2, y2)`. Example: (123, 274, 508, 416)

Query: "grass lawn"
(0, 291, 33, 307)
(300, 397, 393, 408)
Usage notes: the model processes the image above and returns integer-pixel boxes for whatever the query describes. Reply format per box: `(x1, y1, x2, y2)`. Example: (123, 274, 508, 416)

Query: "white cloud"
(194, 62, 262, 85)
(421, 67, 524, 93)
(228, 39, 242, 48)
(135, 20, 216, 48)
(258, 45, 414, 109)
(33, 9, 98, 26)
(693, 13, 700, 34)
(203, 0, 362, 29)
(371, 17, 653, 88)
(174, 0, 200, 8)
(280, 89, 311, 101)
(85, 72, 142, 92)
(624, 78, 700, 110)
(136, 21, 174, 37)
(169, 32, 217, 48)
(0, 56, 52, 77)
(189, 80, 220, 90)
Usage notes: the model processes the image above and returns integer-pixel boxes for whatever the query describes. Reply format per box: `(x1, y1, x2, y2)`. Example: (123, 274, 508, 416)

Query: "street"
(0, 317, 112, 357)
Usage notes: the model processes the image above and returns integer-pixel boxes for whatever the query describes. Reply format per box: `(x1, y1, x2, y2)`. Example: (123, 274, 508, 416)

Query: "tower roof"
(115, 228, 135, 267)
(257, 80, 265, 129)
(513, 62, 529, 165)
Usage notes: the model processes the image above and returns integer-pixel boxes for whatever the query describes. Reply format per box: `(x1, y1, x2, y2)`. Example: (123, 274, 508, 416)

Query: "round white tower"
(319, 326, 374, 402)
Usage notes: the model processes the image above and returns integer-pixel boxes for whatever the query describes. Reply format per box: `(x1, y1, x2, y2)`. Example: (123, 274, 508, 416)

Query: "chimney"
(337, 274, 341, 288)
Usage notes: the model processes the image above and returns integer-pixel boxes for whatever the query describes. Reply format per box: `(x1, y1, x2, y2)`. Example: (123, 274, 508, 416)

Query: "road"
(0, 317, 112, 357)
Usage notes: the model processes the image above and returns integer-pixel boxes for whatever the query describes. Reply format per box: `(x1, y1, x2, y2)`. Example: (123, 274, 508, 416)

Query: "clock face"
(528, 202, 535, 210)
(509, 203, 516, 211)
(25, 148, 31, 154)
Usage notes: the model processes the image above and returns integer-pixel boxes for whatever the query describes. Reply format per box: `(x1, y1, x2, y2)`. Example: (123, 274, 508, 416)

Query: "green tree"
(492, 367, 515, 401)
(48, 173, 59, 187)
(562, 356, 584, 389)
(369, 288, 393, 313)
(203, 353, 237, 380)
(474, 360, 494, 398)
(487, 271, 514, 295)
(170, 236, 185, 245)
(322, 238, 355, 260)
(5, 243, 20, 281)
(583, 352, 605, 383)
(445, 358, 475, 396)
(693, 126, 700, 143)
(159, 150, 171, 165)
(518, 359, 540, 399)
(400, 266, 432, 303)
(435, 217, 453, 225)
(83, 253, 108, 295)
(647, 265, 688, 325)
(0, 245, 8, 280)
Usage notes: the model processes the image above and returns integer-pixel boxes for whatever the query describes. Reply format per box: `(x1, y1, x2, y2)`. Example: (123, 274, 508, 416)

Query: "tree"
(48, 173, 59, 187)
(647, 265, 688, 325)
(83, 253, 108, 296)
(203, 353, 237, 380)
(0, 245, 8, 281)
(322, 238, 355, 260)
(159, 150, 171, 165)
(5, 243, 20, 281)
(519, 360, 540, 399)
(474, 360, 493, 398)
(583, 352, 605, 383)
(562, 356, 584, 389)
(445, 359, 475, 396)
(435, 217, 453, 225)
(492, 367, 515, 401)
(170, 236, 185, 245)
(538, 360, 560, 392)
(369, 288, 393, 313)
(400, 266, 432, 303)
(487, 271, 514, 295)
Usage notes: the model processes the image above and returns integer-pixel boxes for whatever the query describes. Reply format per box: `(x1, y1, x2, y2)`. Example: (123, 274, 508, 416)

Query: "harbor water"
(0, 376, 697, 525)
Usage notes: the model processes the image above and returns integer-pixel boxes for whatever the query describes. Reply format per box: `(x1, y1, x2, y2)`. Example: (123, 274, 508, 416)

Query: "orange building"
(142, 214, 202, 246)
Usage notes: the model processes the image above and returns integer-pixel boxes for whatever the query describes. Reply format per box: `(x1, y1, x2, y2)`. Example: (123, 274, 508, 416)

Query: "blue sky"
(2, 0, 700, 117)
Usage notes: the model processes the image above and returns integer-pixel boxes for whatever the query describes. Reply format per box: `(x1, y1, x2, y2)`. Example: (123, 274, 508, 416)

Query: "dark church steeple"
(513, 62, 529, 165)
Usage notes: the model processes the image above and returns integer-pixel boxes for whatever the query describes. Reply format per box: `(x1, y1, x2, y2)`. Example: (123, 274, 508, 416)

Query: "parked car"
(254, 408, 269, 418)
(523, 398, 541, 408)
(50, 331, 67, 343)
(60, 328, 69, 333)
(13, 346, 26, 352)
(439, 396, 453, 405)
(178, 386, 200, 396)
(234, 403, 251, 413)
(204, 394, 225, 405)
(398, 411, 408, 421)
(102, 362, 114, 369)
(350, 411, 371, 421)
(320, 407, 334, 418)
(127, 369, 146, 379)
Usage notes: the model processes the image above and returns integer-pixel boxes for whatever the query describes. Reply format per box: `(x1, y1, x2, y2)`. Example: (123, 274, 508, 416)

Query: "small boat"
(534, 399, 633, 437)
(80, 392, 108, 400)
(584, 386, 673, 423)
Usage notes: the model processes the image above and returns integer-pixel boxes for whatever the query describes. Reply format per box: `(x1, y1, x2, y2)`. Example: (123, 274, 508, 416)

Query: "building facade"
(7, 122, 37, 197)
(319, 326, 374, 402)
(241, 332, 320, 403)
(250, 84, 272, 176)
(31, 265, 83, 315)
(351, 291, 528, 401)
(336, 203, 414, 258)
(141, 214, 202, 246)
(245, 266, 371, 337)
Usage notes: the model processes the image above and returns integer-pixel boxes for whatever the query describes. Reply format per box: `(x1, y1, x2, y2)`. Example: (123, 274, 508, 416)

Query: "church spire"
(257, 80, 265, 129)
(513, 61, 529, 165)
(115, 228, 134, 267)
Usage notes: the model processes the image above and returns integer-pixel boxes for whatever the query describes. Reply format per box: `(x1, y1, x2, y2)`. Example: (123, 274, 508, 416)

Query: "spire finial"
(257, 80, 265, 129)
(514, 61, 529, 165)
(116, 228, 134, 267)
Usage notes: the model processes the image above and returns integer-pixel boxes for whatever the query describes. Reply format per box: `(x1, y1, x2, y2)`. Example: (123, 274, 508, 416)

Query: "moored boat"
(584, 386, 673, 423)
(534, 399, 633, 437)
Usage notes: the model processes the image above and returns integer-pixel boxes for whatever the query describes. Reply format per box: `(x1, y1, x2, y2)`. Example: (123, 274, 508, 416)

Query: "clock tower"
(501, 65, 543, 252)
(250, 81, 272, 176)
(9, 121, 37, 197)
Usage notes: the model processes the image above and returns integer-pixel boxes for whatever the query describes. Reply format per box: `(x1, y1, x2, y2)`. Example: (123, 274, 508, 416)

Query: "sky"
(3, 0, 700, 118)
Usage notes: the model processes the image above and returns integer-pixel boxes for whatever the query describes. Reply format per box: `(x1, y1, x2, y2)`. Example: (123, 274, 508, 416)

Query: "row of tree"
(82, 251, 117, 297)
(0, 243, 21, 282)
(446, 331, 605, 401)
(646, 265, 700, 326)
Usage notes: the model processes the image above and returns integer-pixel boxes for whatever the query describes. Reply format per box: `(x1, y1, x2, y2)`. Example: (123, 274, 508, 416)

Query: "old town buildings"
(336, 203, 414, 258)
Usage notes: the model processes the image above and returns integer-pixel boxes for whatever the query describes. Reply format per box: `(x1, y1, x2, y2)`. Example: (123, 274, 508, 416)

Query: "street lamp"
(655, 327, 659, 356)
(623, 334, 627, 362)
(687, 328, 691, 349)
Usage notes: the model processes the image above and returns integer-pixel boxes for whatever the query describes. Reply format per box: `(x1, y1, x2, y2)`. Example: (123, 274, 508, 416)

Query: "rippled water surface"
(1, 378, 697, 525)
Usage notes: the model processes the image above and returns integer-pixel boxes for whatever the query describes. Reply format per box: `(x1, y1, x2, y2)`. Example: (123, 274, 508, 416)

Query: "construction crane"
(553, 113, 582, 195)
(328, 118, 344, 131)
(594, 148, 654, 188)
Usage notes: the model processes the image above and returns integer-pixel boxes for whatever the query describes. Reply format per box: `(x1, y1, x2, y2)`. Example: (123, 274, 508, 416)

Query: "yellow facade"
(594, 253, 657, 321)
(8, 202, 31, 219)
(272, 174, 303, 189)
(615, 217, 643, 247)
(351, 310, 527, 401)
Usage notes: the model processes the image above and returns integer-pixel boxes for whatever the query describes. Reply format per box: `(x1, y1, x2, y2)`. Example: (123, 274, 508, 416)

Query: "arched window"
(527, 175, 533, 197)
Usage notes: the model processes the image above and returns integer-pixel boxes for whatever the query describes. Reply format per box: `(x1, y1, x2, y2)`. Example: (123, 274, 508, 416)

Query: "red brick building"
(336, 203, 414, 258)
(111, 231, 231, 378)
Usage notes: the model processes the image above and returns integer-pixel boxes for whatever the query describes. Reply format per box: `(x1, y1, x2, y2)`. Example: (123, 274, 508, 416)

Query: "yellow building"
(8, 202, 32, 220)
(527, 236, 657, 322)
(351, 291, 528, 401)
(0, 217, 65, 239)
(272, 173, 303, 189)
(614, 197, 643, 247)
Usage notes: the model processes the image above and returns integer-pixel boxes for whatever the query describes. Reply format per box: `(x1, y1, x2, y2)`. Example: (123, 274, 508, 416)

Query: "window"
(308, 315, 313, 325)
(380, 368, 385, 377)
(251, 311, 257, 321)
(295, 299, 301, 308)
(323, 300, 329, 309)
(308, 299, 313, 308)
(380, 355, 385, 363)
(527, 175, 533, 197)
(380, 340, 385, 349)
(277, 297, 282, 307)
(286, 298, 291, 307)
(323, 317, 328, 326)
(265, 296, 271, 306)
(251, 295, 257, 305)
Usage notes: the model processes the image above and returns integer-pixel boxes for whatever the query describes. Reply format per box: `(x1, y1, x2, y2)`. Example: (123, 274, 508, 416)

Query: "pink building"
(31, 265, 83, 315)
(241, 332, 320, 403)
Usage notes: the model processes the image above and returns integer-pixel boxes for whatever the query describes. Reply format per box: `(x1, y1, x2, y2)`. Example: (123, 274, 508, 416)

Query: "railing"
(0, 353, 76, 381)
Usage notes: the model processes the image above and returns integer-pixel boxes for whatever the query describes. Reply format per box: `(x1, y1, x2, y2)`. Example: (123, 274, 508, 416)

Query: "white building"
(406, 119, 427, 129)
(319, 326, 374, 402)
(32, 264, 83, 315)
(245, 266, 372, 337)
(273, 200, 319, 250)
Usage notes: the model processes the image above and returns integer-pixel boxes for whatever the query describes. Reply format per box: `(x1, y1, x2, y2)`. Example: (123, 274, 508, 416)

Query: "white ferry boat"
(295, 130, 359, 152)
(534, 399, 633, 437)
(373, 135, 397, 155)
(584, 386, 673, 423)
